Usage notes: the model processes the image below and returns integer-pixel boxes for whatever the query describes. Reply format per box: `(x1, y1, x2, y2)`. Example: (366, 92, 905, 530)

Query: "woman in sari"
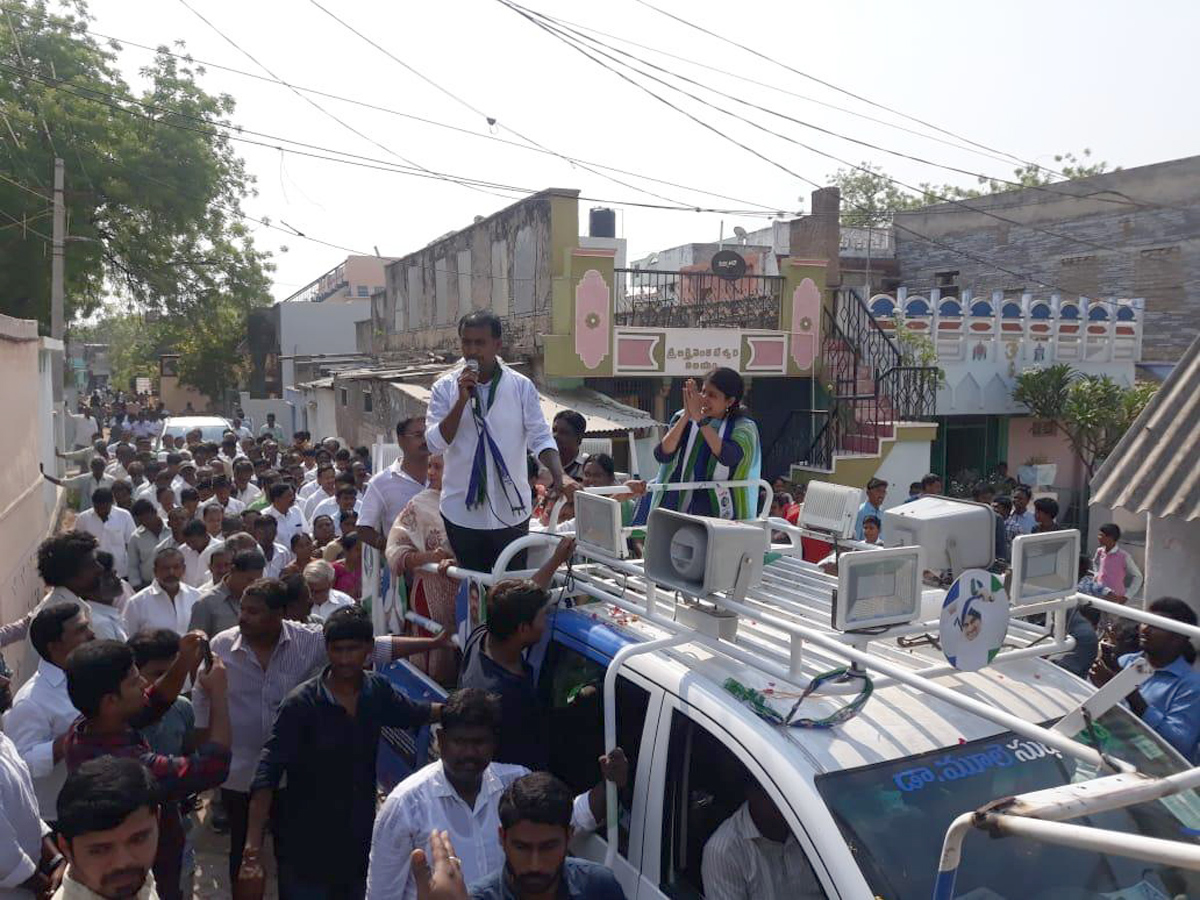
(636, 367, 761, 523)
(385, 454, 458, 684)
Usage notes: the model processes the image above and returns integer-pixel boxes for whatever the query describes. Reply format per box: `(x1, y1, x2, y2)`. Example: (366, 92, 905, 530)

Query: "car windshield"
(161, 424, 228, 443)
(816, 708, 1200, 899)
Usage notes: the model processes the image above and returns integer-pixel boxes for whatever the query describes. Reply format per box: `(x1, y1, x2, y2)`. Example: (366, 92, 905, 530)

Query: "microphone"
(464, 359, 482, 404)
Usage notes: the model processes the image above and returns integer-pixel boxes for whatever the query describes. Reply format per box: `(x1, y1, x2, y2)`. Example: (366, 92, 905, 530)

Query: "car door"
(638, 694, 841, 900)
(536, 613, 666, 900)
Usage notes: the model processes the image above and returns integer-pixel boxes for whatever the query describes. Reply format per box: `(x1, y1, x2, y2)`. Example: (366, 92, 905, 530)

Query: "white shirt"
(366, 761, 596, 900)
(311, 496, 362, 536)
(298, 479, 323, 502)
(360, 460, 425, 535)
(63, 473, 112, 511)
(87, 601, 127, 643)
(425, 361, 555, 530)
(74, 507, 136, 579)
(181, 538, 224, 588)
(0, 731, 50, 900)
(263, 505, 306, 548)
(314, 589, 354, 620)
(701, 801, 825, 900)
(134, 482, 157, 503)
(302, 487, 337, 521)
(261, 543, 294, 580)
(214, 496, 246, 516)
(235, 426, 253, 440)
(123, 580, 201, 637)
(235, 482, 262, 506)
(2, 659, 79, 819)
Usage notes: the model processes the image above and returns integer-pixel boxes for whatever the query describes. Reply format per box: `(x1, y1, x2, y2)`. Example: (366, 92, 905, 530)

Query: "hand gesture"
(599, 746, 630, 789)
(1088, 657, 1117, 688)
(197, 654, 228, 696)
(457, 366, 479, 403)
(682, 379, 704, 422)
(178, 631, 209, 671)
(435, 553, 457, 577)
(552, 536, 577, 566)
(233, 849, 266, 900)
(624, 480, 647, 497)
(413, 830, 468, 900)
(431, 626, 455, 648)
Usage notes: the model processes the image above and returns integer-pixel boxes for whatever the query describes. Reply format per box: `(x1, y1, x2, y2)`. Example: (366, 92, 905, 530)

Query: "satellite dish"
(939, 569, 1009, 671)
(733, 225, 748, 241)
(648, 253, 660, 265)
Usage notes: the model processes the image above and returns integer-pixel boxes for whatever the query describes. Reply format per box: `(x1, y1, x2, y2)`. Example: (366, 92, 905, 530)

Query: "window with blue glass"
(905, 298, 931, 316)
(1001, 302, 1022, 318)
(870, 297, 895, 317)
(1088, 306, 1110, 321)
(939, 300, 962, 316)
(1060, 304, 1080, 320)
(1030, 304, 1051, 320)
(970, 301, 993, 316)
(1116, 306, 1136, 321)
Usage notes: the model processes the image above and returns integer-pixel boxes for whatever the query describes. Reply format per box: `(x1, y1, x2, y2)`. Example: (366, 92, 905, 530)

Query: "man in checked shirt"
(61, 634, 232, 900)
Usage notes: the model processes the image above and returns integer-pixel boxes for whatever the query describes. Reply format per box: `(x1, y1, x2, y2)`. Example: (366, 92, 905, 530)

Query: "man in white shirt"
(366, 688, 624, 900)
(262, 483, 306, 548)
(252, 516, 294, 580)
(41, 457, 113, 512)
(125, 500, 168, 591)
(301, 560, 354, 620)
(312, 483, 362, 538)
(73, 489, 136, 580)
(180, 520, 224, 589)
(0, 673, 67, 899)
(425, 311, 564, 574)
(302, 466, 338, 521)
(210, 476, 245, 517)
(3, 603, 95, 823)
(123, 547, 200, 637)
(702, 779, 827, 900)
(358, 417, 429, 553)
(259, 413, 285, 443)
(232, 460, 262, 506)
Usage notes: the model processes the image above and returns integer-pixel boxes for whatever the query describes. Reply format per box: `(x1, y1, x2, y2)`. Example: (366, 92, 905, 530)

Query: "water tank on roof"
(589, 207, 616, 238)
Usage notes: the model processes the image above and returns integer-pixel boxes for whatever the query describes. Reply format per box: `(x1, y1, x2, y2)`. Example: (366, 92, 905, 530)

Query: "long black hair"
(703, 367, 746, 418)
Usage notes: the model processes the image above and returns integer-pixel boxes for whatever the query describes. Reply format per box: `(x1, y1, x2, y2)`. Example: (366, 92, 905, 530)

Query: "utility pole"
(50, 156, 65, 402)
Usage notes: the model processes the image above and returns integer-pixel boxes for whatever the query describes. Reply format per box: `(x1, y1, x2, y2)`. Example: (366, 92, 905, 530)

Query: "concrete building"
(248, 255, 397, 399)
(0, 314, 65, 682)
(891, 155, 1200, 363)
(1090, 333, 1200, 613)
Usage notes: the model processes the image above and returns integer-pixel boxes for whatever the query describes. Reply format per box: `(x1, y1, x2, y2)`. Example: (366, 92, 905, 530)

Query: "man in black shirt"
(239, 607, 442, 899)
(459, 538, 575, 771)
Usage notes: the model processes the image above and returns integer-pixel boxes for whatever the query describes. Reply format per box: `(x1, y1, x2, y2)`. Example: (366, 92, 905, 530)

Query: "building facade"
(891, 155, 1200, 363)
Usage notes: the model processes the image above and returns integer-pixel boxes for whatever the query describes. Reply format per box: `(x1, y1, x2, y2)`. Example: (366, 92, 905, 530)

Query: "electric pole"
(51, 156, 65, 401)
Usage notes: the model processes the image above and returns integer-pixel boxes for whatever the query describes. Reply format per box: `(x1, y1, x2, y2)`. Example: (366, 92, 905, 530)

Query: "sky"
(81, 0, 1200, 302)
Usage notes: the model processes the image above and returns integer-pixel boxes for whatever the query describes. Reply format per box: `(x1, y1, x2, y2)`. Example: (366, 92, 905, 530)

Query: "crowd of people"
(2, 309, 1197, 900)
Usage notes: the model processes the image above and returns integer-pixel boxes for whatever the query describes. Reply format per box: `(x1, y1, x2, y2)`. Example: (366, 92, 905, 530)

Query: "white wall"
(278, 299, 371, 389)
(873, 437, 932, 511)
(1145, 515, 1200, 616)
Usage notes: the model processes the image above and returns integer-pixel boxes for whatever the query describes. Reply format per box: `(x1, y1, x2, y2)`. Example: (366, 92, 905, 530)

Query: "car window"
(537, 639, 649, 856)
(660, 710, 829, 900)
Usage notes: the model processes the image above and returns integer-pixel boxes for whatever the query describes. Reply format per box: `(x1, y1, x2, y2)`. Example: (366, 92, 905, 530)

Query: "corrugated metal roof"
(388, 381, 660, 435)
(1091, 334, 1200, 521)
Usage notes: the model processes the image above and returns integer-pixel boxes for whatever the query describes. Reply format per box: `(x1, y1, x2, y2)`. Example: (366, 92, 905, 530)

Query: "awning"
(1091, 334, 1200, 522)
(387, 382, 659, 435)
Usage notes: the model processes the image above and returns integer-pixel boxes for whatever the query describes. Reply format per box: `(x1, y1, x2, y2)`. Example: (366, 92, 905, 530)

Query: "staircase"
(764, 288, 938, 482)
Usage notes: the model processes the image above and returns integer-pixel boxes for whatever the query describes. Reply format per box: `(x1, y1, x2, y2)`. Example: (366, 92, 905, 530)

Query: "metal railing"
(786, 289, 938, 472)
(613, 268, 783, 329)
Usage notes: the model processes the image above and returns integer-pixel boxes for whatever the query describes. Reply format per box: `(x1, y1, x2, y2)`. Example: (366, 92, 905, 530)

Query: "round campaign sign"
(939, 569, 1009, 672)
(711, 249, 747, 281)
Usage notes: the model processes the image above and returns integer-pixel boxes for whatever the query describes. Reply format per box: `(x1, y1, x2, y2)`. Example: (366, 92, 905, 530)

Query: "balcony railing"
(613, 269, 783, 330)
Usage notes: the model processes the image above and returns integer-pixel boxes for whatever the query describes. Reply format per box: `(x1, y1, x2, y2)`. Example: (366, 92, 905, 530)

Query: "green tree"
(829, 150, 1116, 226)
(0, 0, 271, 394)
(1012, 365, 1154, 479)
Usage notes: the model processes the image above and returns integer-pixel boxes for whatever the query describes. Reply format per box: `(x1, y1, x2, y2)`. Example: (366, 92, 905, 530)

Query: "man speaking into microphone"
(426, 310, 565, 574)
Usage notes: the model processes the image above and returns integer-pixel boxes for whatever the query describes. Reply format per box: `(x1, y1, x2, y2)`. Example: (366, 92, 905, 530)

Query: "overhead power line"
(301, 0, 697, 208)
(631, 0, 1069, 181)
(0, 61, 786, 217)
(499, 2, 1175, 288)
(495, 1, 1149, 301)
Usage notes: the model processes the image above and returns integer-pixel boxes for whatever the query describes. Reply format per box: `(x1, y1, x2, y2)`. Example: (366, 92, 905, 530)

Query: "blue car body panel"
(376, 606, 640, 791)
